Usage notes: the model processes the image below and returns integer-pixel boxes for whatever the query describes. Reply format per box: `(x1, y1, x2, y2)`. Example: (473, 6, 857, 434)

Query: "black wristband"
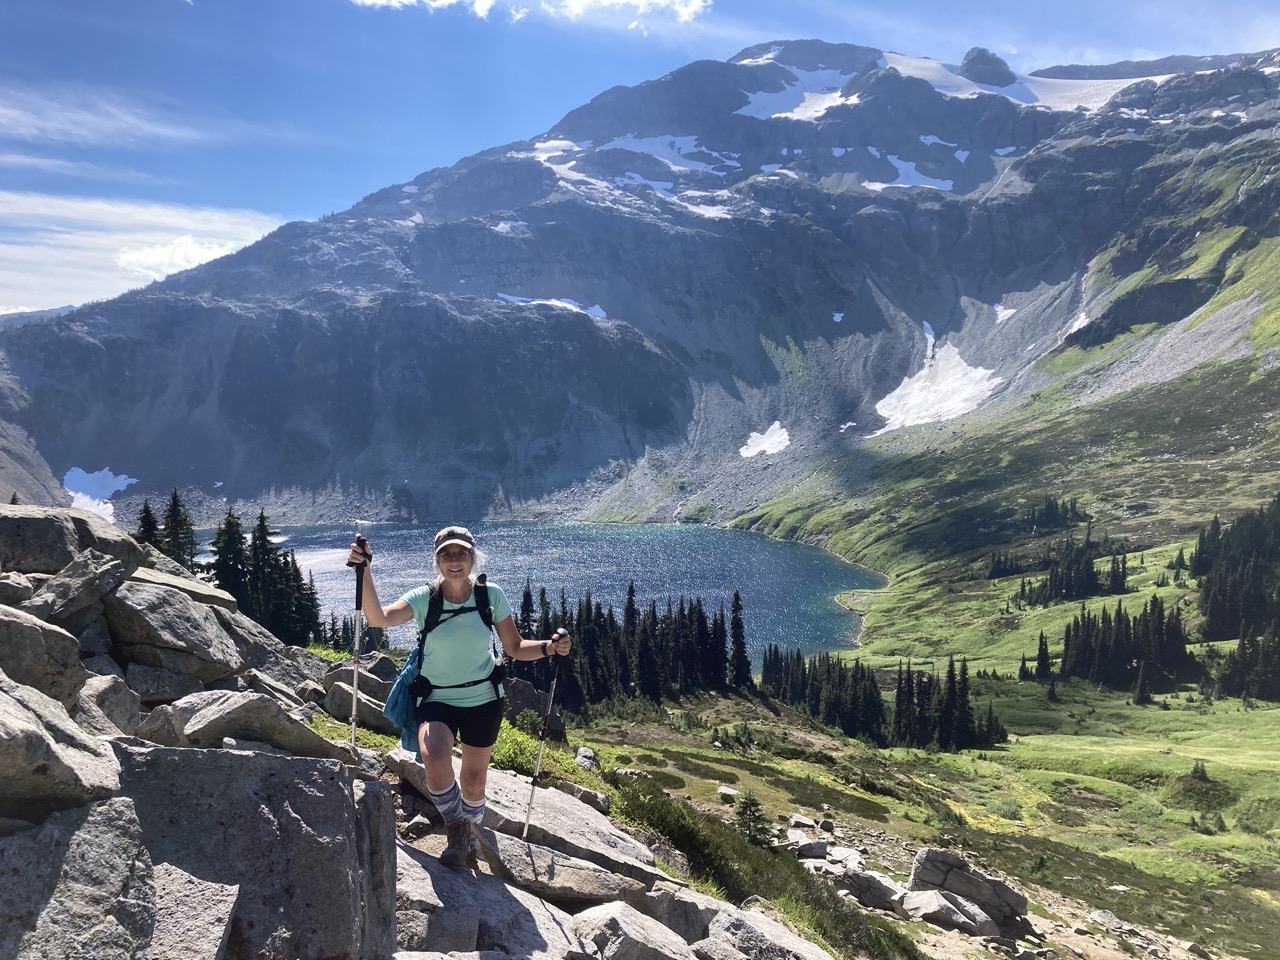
(540, 640, 549, 658)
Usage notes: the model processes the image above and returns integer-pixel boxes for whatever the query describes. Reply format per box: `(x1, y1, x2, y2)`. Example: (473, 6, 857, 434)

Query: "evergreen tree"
(519, 579, 535, 636)
(134, 498, 161, 548)
(208, 510, 250, 607)
(729, 591, 752, 687)
(8, 492, 17, 505)
(733, 791, 773, 846)
(1034, 632, 1052, 680)
(1133, 661, 1153, 705)
(159, 489, 197, 568)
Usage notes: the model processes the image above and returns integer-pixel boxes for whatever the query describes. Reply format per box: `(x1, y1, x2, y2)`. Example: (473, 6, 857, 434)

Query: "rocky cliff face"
(2, 40, 1279, 521)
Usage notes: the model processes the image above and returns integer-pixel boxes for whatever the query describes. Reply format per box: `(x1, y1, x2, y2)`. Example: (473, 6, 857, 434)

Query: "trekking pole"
(345, 526, 370, 752)
(522, 628, 570, 840)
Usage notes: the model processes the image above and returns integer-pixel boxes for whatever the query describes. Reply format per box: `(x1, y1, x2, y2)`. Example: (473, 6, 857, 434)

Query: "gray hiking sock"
(428, 780, 465, 823)
(461, 794, 486, 827)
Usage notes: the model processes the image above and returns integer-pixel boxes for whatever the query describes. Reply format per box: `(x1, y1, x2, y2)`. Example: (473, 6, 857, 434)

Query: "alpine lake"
(279, 521, 885, 668)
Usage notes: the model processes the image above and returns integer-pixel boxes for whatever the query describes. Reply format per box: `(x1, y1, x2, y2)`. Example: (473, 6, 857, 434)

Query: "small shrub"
(513, 709, 543, 737)
(1235, 796, 1280, 835)
(989, 798, 1022, 821)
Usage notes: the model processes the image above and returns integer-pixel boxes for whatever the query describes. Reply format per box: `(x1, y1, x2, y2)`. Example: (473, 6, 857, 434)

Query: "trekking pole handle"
(347, 534, 370, 610)
(549, 627, 570, 658)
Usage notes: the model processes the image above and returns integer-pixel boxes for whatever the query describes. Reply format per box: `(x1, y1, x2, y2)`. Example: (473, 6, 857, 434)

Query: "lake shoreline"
(257, 519, 880, 668)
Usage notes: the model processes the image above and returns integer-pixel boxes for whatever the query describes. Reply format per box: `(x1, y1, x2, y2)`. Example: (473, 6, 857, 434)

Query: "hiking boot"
(439, 819, 472, 870)
(466, 832, 480, 871)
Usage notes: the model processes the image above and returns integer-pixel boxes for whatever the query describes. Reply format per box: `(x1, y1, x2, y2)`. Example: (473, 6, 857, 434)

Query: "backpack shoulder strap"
(417, 583, 444, 656)
(474, 573, 495, 630)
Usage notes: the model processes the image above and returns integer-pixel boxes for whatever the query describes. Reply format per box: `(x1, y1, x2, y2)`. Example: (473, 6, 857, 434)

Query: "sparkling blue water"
(277, 522, 885, 668)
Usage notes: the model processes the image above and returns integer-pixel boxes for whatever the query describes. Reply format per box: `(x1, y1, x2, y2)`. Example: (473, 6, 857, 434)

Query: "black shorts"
(415, 697, 505, 749)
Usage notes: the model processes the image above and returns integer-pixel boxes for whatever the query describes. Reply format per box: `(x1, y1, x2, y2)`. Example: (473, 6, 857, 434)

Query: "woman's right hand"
(346, 539, 372, 568)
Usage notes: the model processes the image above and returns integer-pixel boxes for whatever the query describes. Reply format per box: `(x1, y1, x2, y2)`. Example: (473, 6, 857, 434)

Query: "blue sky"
(3, 0, 1280, 312)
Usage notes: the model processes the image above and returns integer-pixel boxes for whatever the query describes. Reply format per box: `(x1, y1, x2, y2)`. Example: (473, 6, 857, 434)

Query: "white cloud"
(0, 190, 282, 310)
(116, 234, 246, 281)
(0, 152, 161, 183)
(64, 466, 138, 524)
(0, 84, 206, 148)
(69, 492, 118, 523)
(348, 0, 709, 22)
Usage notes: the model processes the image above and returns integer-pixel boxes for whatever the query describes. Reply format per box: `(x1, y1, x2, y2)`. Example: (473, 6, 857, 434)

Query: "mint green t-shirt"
(400, 580, 513, 707)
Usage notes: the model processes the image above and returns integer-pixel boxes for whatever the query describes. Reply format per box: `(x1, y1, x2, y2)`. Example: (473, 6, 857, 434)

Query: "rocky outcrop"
(956, 46, 1017, 86)
(1, 507, 847, 960)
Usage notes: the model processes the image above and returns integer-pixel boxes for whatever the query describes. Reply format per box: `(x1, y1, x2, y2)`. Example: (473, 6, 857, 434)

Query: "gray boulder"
(908, 846, 1027, 923)
(843, 868, 906, 911)
(326, 680, 400, 736)
(0, 571, 34, 605)
(20, 547, 129, 625)
(323, 661, 393, 702)
(0, 667, 120, 818)
(73, 672, 144, 736)
(113, 739, 391, 960)
(77, 616, 113, 657)
(0, 505, 146, 575)
(213, 605, 313, 689)
(387, 749, 669, 888)
(637, 880, 727, 943)
(126, 661, 203, 705)
(898, 889, 1001, 937)
(242, 666, 306, 709)
(354, 779, 399, 960)
(573, 901, 699, 960)
(396, 840, 588, 956)
(780, 827, 827, 859)
(707, 907, 837, 960)
(128, 565, 238, 611)
(692, 938, 753, 960)
(557, 779, 611, 814)
(83, 653, 124, 678)
(482, 828, 648, 906)
(0, 603, 85, 708)
(361, 651, 401, 682)
(134, 689, 354, 762)
(0, 797, 153, 960)
(282, 643, 334, 680)
(105, 581, 243, 682)
(140, 543, 202, 580)
(149, 861, 239, 960)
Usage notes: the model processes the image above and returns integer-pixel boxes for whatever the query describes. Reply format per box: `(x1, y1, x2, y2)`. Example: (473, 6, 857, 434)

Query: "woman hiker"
(348, 524, 572, 869)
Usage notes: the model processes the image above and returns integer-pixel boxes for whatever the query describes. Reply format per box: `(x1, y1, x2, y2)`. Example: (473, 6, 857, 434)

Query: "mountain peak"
(956, 46, 1017, 87)
(728, 38, 883, 75)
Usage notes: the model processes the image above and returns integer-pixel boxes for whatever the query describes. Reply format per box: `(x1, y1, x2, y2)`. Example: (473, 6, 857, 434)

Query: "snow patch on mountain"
(880, 52, 1170, 112)
(873, 340, 1003, 434)
(996, 305, 1017, 323)
(597, 135, 737, 174)
(495, 293, 608, 319)
(736, 67, 860, 121)
(615, 172, 675, 197)
(865, 156, 953, 192)
(739, 421, 790, 457)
